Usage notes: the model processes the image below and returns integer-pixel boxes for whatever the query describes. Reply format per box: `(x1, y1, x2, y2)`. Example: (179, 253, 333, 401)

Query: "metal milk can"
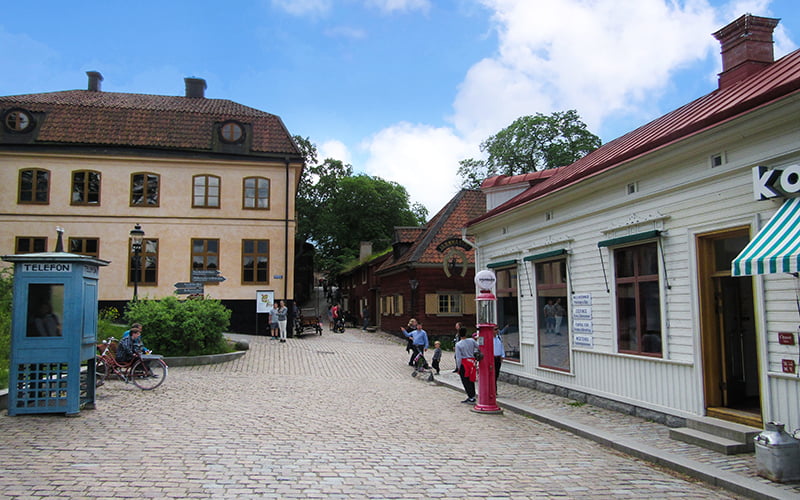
(754, 421, 800, 482)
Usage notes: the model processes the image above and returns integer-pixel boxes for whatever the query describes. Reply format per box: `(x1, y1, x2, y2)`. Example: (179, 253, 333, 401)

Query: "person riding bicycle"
(116, 326, 148, 364)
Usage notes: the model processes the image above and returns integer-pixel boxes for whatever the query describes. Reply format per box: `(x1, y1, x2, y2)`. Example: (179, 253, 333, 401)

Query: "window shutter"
(425, 294, 437, 314)
(463, 293, 476, 315)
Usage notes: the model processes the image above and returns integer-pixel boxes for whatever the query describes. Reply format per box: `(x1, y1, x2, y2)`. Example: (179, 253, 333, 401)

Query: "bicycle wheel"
(130, 358, 167, 390)
(95, 355, 108, 387)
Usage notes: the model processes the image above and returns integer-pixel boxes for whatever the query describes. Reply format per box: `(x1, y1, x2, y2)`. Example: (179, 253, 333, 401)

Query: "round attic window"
(220, 121, 245, 144)
(4, 108, 35, 133)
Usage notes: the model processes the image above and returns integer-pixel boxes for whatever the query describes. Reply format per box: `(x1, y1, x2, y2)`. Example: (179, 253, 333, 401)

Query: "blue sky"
(2, 0, 798, 214)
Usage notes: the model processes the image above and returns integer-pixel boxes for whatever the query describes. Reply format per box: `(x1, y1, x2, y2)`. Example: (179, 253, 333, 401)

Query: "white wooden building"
(467, 14, 800, 430)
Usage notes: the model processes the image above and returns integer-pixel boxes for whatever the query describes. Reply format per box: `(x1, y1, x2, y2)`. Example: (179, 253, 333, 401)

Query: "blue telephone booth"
(2, 249, 109, 416)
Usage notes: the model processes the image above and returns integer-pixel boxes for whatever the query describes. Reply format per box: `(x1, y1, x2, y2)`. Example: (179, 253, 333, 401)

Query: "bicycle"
(95, 337, 168, 390)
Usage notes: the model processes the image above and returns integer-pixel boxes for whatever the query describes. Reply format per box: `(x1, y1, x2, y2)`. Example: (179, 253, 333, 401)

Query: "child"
(431, 340, 442, 375)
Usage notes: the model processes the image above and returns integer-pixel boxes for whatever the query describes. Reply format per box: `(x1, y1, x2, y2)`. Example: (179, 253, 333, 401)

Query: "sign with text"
(572, 293, 592, 306)
(573, 306, 592, 320)
(573, 320, 593, 334)
(752, 164, 800, 200)
(574, 334, 594, 348)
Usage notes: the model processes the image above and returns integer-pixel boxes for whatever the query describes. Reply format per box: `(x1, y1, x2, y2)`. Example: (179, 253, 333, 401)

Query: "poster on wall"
(256, 290, 274, 313)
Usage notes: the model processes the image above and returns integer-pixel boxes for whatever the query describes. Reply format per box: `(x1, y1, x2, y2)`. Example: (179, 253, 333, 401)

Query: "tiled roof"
(471, 47, 800, 225)
(0, 89, 300, 156)
(377, 189, 486, 273)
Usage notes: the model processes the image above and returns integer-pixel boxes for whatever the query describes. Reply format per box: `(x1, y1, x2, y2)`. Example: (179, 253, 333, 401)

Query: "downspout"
(284, 157, 290, 301)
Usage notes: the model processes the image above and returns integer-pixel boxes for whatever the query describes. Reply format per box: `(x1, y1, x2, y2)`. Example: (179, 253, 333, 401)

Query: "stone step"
(669, 427, 752, 455)
(686, 416, 761, 446)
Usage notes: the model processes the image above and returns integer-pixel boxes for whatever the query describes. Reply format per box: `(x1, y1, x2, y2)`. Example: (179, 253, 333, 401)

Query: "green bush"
(0, 268, 12, 390)
(124, 296, 231, 357)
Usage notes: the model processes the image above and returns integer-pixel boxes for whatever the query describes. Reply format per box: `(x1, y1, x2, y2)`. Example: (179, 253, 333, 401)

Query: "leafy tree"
(0, 267, 12, 389)
(293, 136, 426, 274)
(457, 110, 601, 188)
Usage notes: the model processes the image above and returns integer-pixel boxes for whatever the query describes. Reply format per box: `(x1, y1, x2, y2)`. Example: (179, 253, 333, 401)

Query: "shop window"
(128, 239, 159, 286)
(242, 239, 269, 284)
(18, 169, 50, 204)
(15, 236, 47, 254)
(68, 237, 99, 258)
(535, 258, 570, 371)
(193, 175, 220, 208)
(614, 242, 662, 356)
(494, 266, 520, 361)
(131, 172, 160, 206)
(243, 177, 269, 209)
(71, 170, 101, 205)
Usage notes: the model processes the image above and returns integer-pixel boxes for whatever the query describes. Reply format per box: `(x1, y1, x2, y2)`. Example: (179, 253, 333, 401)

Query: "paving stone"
(0, 329, 779, 499)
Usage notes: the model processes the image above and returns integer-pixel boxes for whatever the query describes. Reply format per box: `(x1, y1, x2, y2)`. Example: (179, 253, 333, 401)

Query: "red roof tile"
(377, 189, 486, 273)
(0, 89, 300, 156)
(471, 48, 800, 225)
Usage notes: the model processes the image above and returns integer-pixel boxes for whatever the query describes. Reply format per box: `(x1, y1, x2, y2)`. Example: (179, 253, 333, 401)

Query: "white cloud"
(365, 0, 431, 14)
(319, 139, 353, 164)
(271, 0, 332, 17)
(453, 0, 720, 137)
(361, 123, 477, 213)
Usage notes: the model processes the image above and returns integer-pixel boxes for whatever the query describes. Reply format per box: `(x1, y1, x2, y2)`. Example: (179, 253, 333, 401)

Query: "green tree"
(457, 110, 601, 188)
(0, 267, 12, 389)
(293, 136, 426, 275)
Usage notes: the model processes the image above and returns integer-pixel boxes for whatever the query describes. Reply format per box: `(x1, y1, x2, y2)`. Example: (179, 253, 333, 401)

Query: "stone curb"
(433, 375, 794, 500)
(0, 350, 247, 411)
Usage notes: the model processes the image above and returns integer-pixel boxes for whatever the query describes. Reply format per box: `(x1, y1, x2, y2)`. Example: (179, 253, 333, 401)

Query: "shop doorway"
(697, 228, 761, 427)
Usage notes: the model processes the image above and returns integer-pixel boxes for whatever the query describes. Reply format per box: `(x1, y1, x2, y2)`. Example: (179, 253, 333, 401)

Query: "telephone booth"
(2, 250, 109, 416)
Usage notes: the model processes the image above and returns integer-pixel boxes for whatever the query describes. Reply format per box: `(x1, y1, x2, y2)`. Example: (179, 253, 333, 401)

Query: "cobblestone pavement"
(0, 329, 768, 499)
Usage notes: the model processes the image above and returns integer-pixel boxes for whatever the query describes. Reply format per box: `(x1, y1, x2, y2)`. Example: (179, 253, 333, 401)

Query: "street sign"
(192, 270, 220, 277)
(192, 275, 226, 283)
(175, 283, 204, 295)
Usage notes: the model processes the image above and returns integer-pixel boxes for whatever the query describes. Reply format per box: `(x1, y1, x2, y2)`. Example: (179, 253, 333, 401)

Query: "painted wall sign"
(574, 334, 594, 347)
(753, 164, 800, 200)
(778, 332, 795, 345)
(21, 263, 72, 273)
(436, 237, 472, 252)
(572, 293, 592, 306)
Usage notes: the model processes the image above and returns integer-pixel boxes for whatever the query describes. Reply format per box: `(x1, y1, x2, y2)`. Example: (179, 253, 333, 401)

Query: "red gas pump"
(472, 270, 503, 414)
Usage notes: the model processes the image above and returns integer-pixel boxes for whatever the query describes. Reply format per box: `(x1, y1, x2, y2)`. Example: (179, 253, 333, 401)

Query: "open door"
(697, 228, 762, 427)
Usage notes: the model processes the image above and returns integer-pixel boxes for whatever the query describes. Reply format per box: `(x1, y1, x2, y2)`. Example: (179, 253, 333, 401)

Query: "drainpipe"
(284, 157, 290, 301)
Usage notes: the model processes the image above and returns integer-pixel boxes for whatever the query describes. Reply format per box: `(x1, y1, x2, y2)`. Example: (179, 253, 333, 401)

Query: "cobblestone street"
(0, 330, 746, 499)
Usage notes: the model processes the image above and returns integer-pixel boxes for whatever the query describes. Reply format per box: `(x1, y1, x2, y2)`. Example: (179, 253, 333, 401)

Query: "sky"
(2, 0, 799, 216)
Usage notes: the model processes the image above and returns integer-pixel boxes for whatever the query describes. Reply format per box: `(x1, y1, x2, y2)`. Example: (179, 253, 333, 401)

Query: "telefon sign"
(753, 164, 800, 200)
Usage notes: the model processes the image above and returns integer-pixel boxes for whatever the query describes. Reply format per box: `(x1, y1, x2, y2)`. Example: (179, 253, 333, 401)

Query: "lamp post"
(472, 269, 503, 414)
(130, 224, 144, 302)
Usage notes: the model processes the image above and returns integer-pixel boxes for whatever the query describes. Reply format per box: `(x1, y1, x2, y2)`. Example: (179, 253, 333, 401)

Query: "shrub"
(0, 267, 12, 389)
(124, 296, 231, 357)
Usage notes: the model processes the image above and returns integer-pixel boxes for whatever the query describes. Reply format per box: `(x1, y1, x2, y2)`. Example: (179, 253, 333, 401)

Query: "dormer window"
(3, 108, 34, 133)
(219, 120, 245, 144)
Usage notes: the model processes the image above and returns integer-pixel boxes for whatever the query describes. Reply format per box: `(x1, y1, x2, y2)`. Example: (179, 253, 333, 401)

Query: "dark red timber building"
(368, 189, 486, 342)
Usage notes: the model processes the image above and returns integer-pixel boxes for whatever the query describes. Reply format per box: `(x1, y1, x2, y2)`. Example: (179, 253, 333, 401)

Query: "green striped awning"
(732, 197, 800, 276)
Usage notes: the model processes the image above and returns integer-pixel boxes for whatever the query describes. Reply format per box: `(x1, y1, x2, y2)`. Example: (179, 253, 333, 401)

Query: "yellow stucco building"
(0, 72, 303, 332)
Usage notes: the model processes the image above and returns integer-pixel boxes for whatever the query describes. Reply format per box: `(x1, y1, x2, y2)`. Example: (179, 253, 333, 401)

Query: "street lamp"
(130, 224, 145, 302)
(473, 269, 503, 414)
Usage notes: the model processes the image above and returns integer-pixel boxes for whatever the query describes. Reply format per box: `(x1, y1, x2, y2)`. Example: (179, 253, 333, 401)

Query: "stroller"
(333, 314, 346, 333)
(411, 349, 432, 380)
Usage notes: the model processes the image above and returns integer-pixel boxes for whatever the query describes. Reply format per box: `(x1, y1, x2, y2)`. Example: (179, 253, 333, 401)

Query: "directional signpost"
(191, 270, 226, 283)
(174, 281, 204, 295)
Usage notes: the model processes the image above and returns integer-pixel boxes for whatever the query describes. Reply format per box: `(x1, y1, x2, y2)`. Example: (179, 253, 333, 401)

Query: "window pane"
(615, 247, 635, 277)
(617, 283, 637, 351)
(639, 243, 658, 275)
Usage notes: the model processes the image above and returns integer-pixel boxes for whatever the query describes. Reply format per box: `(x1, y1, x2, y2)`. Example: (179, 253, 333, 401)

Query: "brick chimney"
(86, 71, 103, 92)
(713, 14, 780, 89)
(184, 77, 207, 98)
